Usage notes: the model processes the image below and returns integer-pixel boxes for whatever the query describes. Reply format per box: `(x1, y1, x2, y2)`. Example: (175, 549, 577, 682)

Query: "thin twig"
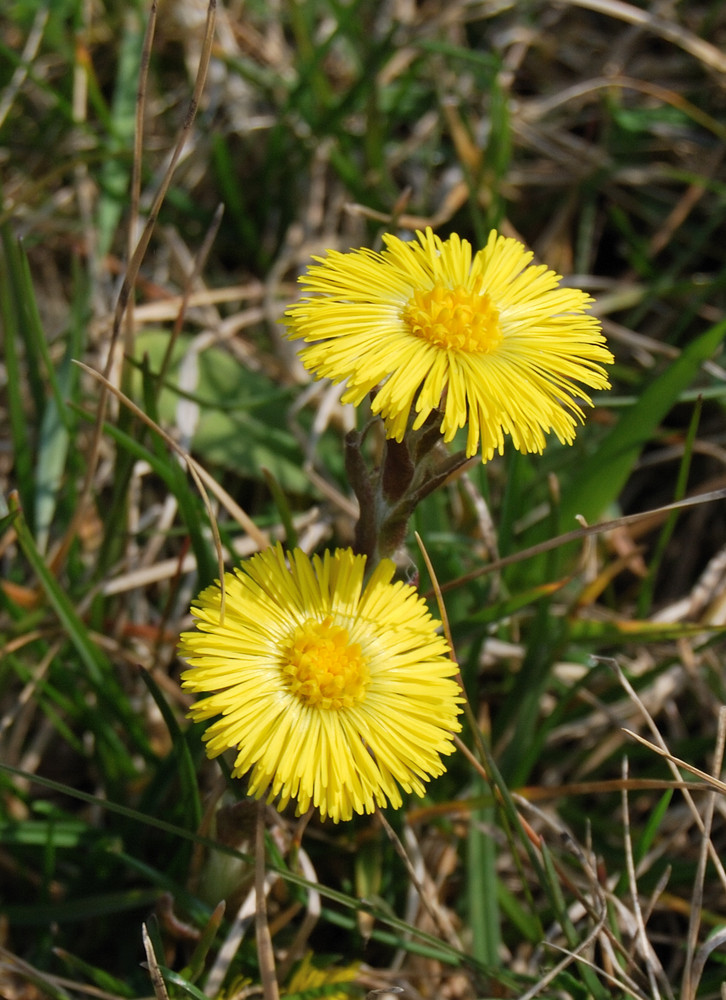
(273, 844, 320, 982)
(621, 758, 662, 1000)
(375, 807, 460, 947)
(158, 202, 226, 389)
(142, 924, 170, 1000)
(73, 359, 269, 561)
(56, 0, 217, 577)
(0, 3, 49, 130)
(123, 0, 158, 367)
(614, 660, 726, 894)
(518, 909, 610, 1000)
(415, 531, 486, 762)
(681, 706, 726, 1000)
(560, 0, 726, 75)
(434, 489, 726, 597)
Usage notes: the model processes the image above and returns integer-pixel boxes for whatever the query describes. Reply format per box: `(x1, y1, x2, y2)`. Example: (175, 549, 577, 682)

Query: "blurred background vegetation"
(2, 0, 726, 997)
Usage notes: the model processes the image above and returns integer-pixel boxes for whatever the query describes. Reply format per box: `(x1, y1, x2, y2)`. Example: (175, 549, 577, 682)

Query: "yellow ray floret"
(179, 545, 463, 823)
(285, 228, 613, 461)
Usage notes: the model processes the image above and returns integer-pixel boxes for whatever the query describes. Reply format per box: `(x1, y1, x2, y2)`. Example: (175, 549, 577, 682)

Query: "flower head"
(285, 953, 359, 1000)
(285, 228, 613, 461)
(179, 545, 462, 823)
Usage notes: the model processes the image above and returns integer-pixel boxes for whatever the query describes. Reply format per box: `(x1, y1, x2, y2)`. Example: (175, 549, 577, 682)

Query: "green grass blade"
(556, 318, 726, 531)
(467, 796, 501, 965)
(539, 840, 611, 1000)
(0, 226, 87, 550)
(138, 667, 203, 832)
(35, 398, 71, 555)
(496, 601, 567, 786)
(8, 496, 153, 771)
(51, 950, 137, 998)
(9, 495, 110, 682)
(262, 467, 298, 548)
(34, 258, 88, 552)
(153, 965, 217, 1000)
(1, 232, 37, 526)
(178, 902, 226, 984)
(636, 396, 701, 617)
(1, 225, 56, 417)
(635, 788, 674, 867)
(3, 889, 161, 925)
(96, 8, 143, 260)
(0, 762, 479, 971)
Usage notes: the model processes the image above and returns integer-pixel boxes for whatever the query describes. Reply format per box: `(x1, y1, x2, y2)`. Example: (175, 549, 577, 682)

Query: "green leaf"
(71, 401, 217, 586)
(132, 330, 307, 492)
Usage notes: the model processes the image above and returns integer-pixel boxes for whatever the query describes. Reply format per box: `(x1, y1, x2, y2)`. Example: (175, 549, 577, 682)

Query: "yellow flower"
(179, 545, 462, 823)
(285, 952, 359, 999)
(285, 228, 613, 461)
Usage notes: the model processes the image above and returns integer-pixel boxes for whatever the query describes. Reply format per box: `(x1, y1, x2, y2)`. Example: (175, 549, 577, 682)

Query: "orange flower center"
(280, 616, 369, 710)
(403, 279, 502, 353)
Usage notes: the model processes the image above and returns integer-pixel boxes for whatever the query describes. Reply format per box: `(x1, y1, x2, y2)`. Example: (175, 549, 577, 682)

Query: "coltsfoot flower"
(285, 952, 359, 999)
(179, 545, 462, 823)
(286, 227, 613, 461)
